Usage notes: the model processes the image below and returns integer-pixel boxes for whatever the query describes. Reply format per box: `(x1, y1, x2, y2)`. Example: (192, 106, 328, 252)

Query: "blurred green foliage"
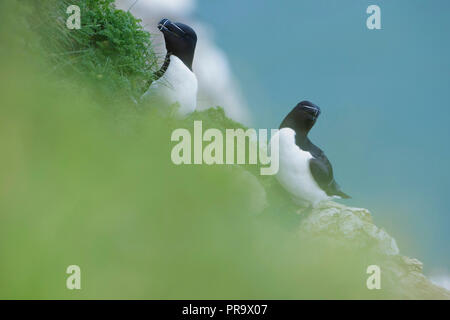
(29, 0, 158, 103)
(0, 0, 391, 299)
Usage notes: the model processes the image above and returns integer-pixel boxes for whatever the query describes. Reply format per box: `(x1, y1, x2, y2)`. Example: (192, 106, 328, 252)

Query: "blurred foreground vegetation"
(0, 0, 390, 299)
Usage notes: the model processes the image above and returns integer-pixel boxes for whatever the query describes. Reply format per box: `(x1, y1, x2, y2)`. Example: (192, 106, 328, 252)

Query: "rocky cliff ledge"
(296, 201, 450, 299)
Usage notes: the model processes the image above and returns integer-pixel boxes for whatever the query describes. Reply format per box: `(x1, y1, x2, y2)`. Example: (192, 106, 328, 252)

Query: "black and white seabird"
(142, 18, 198, 117)
(273, 101, 350, 207)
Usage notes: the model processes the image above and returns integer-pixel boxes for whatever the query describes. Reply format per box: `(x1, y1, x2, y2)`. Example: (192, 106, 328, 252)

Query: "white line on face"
(302, 105, 317, 111)
(302, 105, 320, 116)
(171, 23, 186, 35)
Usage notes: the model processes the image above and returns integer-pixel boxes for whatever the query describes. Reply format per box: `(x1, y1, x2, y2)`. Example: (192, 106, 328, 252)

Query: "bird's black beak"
(158, 18, 186, 37)
(312, 108, 321, 119)
(157, 18, 170, 32)
(313, 109, 320, 120)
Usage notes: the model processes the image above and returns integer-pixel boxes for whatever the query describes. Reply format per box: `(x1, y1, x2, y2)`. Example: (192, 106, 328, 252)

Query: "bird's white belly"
(273, 128, 330, 206)
(143, 55, 197, 117)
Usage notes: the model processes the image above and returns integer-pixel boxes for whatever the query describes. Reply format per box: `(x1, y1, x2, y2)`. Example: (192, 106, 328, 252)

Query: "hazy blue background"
(196, 0, 450, 272)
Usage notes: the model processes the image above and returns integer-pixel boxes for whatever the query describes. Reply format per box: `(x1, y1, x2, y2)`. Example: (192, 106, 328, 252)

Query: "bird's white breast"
(143, 55, 198, 117)
(273, 128, 330, 207)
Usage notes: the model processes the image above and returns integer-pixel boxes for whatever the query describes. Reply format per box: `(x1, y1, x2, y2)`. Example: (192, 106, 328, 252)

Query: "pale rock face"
(298, 201, 399, 256)
(117, 0, 195, 17)
(296, 201, 450, 299)
(430, 274, 450, 291)
(193, 25, 250, 123)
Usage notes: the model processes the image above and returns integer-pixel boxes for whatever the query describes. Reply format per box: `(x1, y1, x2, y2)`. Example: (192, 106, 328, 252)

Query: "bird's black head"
(158, 18, 197, 70)
(279, 101, 321, 135)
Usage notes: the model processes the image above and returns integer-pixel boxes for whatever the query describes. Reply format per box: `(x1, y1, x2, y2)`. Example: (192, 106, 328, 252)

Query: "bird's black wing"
(309, 153, 350, 199)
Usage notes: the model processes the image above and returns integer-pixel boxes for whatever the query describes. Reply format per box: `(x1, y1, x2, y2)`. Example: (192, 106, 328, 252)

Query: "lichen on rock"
(298, 201, 399, 256)
(295, 201, 450, 299)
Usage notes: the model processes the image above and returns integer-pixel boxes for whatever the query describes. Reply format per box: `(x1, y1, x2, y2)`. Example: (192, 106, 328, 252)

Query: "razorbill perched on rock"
(142, 18, 198, 117)
(273, 101, 350, 207)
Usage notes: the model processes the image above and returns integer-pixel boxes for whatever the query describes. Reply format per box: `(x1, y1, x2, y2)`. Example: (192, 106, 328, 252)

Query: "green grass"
(0, 0, 393, 299)
(29, 0, 158, 104)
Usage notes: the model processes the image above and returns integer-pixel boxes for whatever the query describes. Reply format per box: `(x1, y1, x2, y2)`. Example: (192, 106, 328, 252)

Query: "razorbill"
(273, 101, 350, 207)
(142, 18, 198, 117)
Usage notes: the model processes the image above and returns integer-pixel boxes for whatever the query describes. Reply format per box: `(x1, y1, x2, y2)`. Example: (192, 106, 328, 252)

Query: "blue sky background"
(196, 0, 450, 272)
